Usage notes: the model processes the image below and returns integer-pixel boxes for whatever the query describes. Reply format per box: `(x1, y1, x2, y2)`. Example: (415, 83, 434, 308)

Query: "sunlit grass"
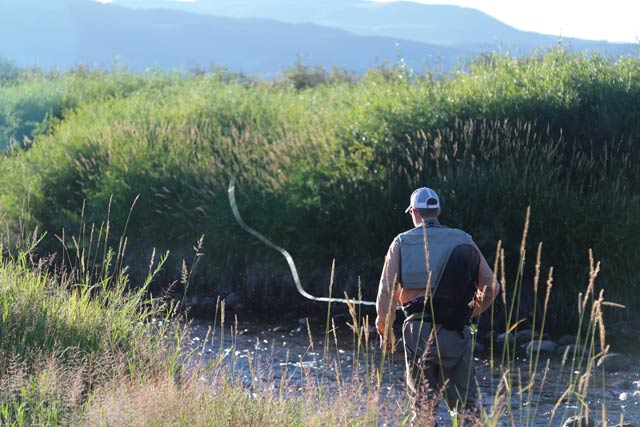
(0, 220, 627, 426)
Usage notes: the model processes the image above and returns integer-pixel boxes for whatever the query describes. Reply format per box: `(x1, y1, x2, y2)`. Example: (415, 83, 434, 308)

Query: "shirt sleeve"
(376, 238, 401, 335)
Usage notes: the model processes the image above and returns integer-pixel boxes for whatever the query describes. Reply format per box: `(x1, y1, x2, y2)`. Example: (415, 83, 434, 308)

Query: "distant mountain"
(111, 0, 637, 56)
(0, 0, 471, 76)
(1, 0, 635, 76)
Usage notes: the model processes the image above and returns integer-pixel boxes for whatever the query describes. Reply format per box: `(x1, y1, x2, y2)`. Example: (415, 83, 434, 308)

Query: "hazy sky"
(375, 0, 640, 43)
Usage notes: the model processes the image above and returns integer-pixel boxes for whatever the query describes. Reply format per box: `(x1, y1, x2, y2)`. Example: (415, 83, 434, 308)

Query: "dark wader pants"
(402, 245, 480, 426)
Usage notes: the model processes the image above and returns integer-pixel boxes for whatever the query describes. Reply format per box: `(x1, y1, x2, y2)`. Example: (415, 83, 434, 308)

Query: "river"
(184, 317, 640, 426)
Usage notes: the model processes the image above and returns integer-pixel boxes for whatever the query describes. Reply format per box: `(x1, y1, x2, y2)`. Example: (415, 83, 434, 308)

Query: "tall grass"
(1, 47, 639, 329)
(0, 228, 392, 426)
(0, 223, 180, 426)
(0, 210, 629, 426)
(477, 211, 626, 427)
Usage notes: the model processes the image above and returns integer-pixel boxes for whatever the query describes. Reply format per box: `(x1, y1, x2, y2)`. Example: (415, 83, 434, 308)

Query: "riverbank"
(1, 245, 638, 426)
(0, 248, 392, 426)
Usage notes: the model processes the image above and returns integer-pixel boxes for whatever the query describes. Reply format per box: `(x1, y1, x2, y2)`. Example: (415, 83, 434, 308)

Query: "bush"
(0, 69, 172, 151)
(1, 48, 639, 329)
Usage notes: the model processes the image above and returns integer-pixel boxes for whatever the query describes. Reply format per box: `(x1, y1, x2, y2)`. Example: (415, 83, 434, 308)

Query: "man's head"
(405, 187, 441, 226)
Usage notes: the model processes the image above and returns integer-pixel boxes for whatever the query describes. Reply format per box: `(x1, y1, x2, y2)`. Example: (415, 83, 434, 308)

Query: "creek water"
(185, 318, 640, 426)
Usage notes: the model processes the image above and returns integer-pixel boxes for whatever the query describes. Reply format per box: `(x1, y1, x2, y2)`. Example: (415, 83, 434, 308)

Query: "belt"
(401, 296, 433, 319)
(401, 296, 470, 338)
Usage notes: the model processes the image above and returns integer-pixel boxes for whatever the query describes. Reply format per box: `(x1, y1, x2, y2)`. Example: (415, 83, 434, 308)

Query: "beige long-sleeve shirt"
(375, 225, 500, 336)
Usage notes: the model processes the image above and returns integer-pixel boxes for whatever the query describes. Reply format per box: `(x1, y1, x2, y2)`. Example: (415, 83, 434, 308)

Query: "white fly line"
(227, 178, 376, 306)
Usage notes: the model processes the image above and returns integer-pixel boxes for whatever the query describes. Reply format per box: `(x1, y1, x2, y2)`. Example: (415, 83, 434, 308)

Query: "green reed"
(2, 49, 638, 330)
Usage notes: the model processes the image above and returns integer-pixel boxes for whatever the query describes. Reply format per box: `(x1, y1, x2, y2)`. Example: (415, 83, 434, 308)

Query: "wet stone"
(556, 344, 586, 357)
(516, 329, 539, 341)
(562, 415, 596, 427)
(597, 353, 633, 372)
(558, 334, 577, 346)
(224, 292, 241, 309)
(485, 330, 497, 341)
(496, 332, 516, 346)
(473, 341, 487, 354)
(525, 340, 557, 354)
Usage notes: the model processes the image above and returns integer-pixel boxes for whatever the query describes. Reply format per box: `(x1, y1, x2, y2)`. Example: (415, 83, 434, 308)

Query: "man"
(376, 187, 500, 426)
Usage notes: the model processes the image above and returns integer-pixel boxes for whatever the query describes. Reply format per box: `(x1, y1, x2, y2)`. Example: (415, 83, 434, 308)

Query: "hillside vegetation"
(1, 48, 639, 329)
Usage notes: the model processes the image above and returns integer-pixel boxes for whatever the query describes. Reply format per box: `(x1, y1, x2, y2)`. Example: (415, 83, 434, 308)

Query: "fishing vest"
(398, 222, 478, 332)
(397, 222, 473, 290)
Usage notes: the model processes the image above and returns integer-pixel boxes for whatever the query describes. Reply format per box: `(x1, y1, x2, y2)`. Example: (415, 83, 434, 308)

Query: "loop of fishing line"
(227, 178, 376, 306)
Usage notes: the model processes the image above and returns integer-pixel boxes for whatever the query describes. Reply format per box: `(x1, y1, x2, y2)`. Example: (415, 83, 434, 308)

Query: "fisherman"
(376, 187, 500, 426)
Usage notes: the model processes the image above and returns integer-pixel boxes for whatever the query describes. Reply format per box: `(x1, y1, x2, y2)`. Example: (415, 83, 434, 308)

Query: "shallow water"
(186, 318, 640, 426)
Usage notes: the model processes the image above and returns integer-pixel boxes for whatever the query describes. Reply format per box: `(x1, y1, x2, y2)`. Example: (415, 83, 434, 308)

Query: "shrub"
(1, 48, 639, 329)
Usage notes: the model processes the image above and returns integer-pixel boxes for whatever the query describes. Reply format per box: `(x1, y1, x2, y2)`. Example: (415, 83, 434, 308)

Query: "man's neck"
(417, 217, 440, 227)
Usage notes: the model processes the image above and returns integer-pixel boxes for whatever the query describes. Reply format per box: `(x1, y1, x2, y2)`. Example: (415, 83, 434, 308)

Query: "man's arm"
(471, 246, 500, 318)
(376, 239, 401, 339)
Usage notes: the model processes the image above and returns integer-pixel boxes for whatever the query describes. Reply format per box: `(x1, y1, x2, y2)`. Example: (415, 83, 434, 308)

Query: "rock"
(556, 344, 570, 356)
(224, 292, 241, 309)
(485, 330, 499, 342)
(562, 415, 596, 427)
(525, 340, 557, 354)
(558, 334, 577, 346)
(496, 332, 516, 346)
(606, 320, 640, 341)
(473, 341, 487, 353)
(182, 295, 218, 317)
(597, 353, 632, 372)
(556, 344, 586, 358)
(605, 320, 640, 352)
(516, 329, 538, 341)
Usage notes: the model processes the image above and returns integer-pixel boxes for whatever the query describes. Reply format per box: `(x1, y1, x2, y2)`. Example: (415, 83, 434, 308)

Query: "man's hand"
(379, 329, 396, 353)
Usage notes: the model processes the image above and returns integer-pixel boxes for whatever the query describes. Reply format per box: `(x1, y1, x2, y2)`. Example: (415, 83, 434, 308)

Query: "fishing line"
(227, 178, 376, 306)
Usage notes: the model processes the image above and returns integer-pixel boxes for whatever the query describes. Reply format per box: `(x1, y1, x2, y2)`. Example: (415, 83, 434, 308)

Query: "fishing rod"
(227, 178, 376, 306)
